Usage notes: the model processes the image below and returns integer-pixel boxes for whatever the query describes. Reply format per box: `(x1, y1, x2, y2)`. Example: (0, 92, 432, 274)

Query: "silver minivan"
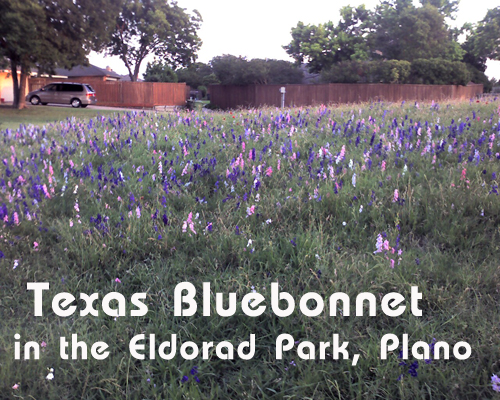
(26, 82, 97, 108)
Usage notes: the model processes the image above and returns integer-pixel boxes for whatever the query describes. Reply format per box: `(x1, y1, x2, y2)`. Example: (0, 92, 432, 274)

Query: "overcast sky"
(89, 0, 500, 79)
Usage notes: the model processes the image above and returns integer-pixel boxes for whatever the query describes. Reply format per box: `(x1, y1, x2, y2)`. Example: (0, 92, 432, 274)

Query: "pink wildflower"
(182, 212, 197, 234)
(383, 240, 390, 251)
(266, 166, 273, 177)
(393, 189, 399, 202)
(381, 161, 386, 172)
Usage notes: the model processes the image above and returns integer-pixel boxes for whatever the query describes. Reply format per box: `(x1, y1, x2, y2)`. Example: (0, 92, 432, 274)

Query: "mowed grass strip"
(0, 104, 122, 131)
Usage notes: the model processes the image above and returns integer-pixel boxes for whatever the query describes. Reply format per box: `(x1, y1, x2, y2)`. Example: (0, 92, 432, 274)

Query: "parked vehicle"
(25, 82, 97, 108)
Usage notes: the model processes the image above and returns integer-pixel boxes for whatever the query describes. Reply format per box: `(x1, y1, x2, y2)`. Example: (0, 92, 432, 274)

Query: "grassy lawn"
(1, 100, 499, 399)
(0, 104, 119, 131)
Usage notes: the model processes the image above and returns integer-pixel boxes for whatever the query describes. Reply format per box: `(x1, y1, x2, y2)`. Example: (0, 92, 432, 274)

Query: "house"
(48, 64, 122, 81)
(0, 69, 49, 103)
(0, 69, 16, 103)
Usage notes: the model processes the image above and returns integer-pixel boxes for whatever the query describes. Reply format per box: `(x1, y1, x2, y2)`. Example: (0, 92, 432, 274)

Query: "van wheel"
(71, 98, 82, 108)
(30, 96, 41, 105)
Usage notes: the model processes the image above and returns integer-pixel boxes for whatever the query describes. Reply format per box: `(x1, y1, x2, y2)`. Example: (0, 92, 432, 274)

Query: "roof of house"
(53, 64, 121, 79)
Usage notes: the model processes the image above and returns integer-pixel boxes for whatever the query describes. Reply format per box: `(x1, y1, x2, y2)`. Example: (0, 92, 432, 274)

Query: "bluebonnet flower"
(492, 374, 500, 392)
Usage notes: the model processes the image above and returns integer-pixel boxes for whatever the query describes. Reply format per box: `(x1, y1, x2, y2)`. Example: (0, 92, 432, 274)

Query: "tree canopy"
(285, 1, 465, 74)
(0, 0, 121, 108)
(107, 0, 202, 82)
(210, 55, 304, 86)
(143, 61, 178, 82)
(176, 62, 220, 89)
(283, 6, 372, 74)
(463, 7, 500, 65)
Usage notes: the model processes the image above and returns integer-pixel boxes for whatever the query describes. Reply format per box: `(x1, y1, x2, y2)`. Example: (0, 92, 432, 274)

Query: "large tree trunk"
(10, 58, 19, 108)
(17, 65, 28, 110)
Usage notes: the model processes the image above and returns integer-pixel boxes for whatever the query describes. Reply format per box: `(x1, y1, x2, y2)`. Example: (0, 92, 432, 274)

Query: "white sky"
(89, 0, 500, 80)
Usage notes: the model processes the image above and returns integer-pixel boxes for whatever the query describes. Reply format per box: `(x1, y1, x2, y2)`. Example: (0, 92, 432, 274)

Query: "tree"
(419, 0, 460, 19)
(210, 55, 249, 85)
(284, 1, 464, 74)
(266, 60, 304, 84)
(176, 62, 220, 89)
(464, 7, 500, 63)
(371, 2, 463, 62)
(143, 61, 178, 82)
(107, 0, 202, 82)
(460, 7, 500, 92)
(210, 55, 304, 86)
(284, 6, 372, 74)
(0, 0, 121, 109)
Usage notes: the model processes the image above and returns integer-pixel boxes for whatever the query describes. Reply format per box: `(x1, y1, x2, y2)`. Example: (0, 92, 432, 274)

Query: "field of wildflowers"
(1, 100, 499, 399)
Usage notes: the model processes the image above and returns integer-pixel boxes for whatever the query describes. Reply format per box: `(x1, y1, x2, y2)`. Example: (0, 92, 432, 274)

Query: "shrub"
(409, 58, 470, 85)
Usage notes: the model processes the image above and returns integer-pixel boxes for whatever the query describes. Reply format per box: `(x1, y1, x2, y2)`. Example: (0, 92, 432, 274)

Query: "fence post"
(280, 87, 286, 109)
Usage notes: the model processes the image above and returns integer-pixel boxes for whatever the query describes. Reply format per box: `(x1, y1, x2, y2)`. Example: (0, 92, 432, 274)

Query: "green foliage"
(284, 6, 372, 74)
(320, 60, 366, 83)
(0, 0, 121, 107)
(419, 0, 460, 19)
(466, 65, 492, 92)
(285, 1, 465, 75)
(321, 60, 411, 84)
(370, 60, 412, 83)
(266, 60, 304, 84)
(210, 55, 304, 85)
(197, 85, 207, 98)
(176, 62, 220, 89)
(372, 3, 464, 62)
(143, 61, 178, 82)
(321, 59, 472, 86)
(409, 58, 471, 85)
(107, 0, 202, 81)
(461, 6, 500, 69)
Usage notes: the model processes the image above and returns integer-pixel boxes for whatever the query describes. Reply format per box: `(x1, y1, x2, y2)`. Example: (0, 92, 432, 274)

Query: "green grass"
(0, 100, 499, 399)
(0, 104, 118, 131)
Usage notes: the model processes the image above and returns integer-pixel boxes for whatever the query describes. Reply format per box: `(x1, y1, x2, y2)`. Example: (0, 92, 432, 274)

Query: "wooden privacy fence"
(29, 78, 188, 107)
(209, 83, 484, 110)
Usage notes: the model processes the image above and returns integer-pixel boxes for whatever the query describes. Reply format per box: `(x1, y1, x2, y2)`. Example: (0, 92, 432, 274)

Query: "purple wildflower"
(492, 374, 500, 392)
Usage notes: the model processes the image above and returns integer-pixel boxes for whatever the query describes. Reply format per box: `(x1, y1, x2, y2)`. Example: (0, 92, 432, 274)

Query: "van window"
(84, 85, 95, 92)
(62, 84, 84, 92)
